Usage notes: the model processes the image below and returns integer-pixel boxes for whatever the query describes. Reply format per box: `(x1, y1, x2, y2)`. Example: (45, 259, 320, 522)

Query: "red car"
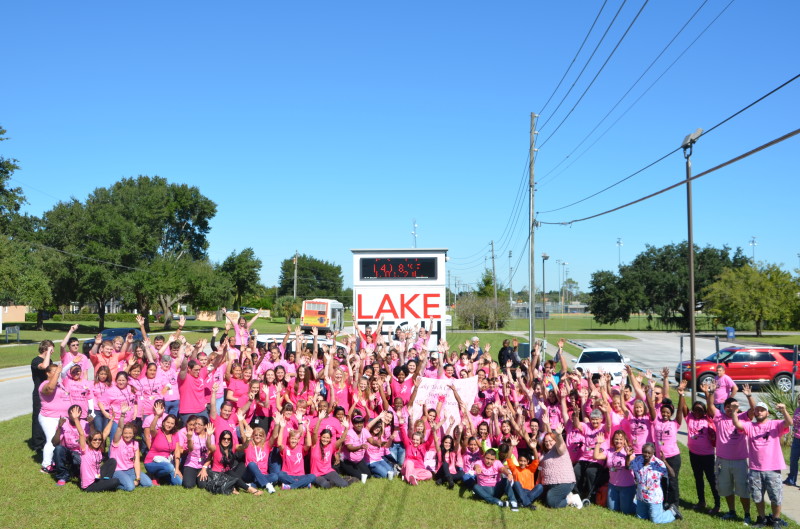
(675, 346, 798, 392)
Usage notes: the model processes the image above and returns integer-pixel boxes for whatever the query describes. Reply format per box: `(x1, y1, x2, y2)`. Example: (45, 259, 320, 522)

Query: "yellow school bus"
(300, 299, 344, 333)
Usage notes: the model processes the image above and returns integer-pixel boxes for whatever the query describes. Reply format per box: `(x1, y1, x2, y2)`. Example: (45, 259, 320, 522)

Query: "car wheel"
(697, 373, 715, 388)
(774, 374, 793, 393)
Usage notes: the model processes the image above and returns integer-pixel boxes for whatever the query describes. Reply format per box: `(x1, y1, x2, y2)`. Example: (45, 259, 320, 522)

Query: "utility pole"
(491, 240, 498, 329)
(293, 250, 298, 298)
(508, 251, 513, 304)
(528, 112, 538, 349)
(454, 277, 459, 328)
(682, 128, 702, 402)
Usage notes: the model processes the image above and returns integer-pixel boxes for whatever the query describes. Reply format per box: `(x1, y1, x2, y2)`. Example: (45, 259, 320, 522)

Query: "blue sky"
(2, 1, 799, 296)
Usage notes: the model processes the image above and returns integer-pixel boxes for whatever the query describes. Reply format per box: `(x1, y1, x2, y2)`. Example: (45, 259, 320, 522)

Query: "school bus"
(300, 298, 344, 333)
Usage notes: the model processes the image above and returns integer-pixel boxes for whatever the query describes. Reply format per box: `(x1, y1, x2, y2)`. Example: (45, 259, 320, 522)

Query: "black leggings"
(690, 452, 719, 507)
(573, 460, 608, 502)
(83, 458, 120, 492)
(315, 471, 351, 488)
(339, 458, 370, 479)
(665, 454, 681, 506)
(435, 462, 464, 485)
(182, 466, 202, 489)
(197, 465, 251, 493)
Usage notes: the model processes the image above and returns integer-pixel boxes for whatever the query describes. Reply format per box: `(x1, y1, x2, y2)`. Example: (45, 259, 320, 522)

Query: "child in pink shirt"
(274, 416, 315, 489)
(472, 449, 517, 509)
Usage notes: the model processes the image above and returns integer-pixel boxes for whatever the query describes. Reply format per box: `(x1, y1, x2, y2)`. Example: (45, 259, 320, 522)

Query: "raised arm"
(246, 309, 262, 330)
(61, 324, 80, 355)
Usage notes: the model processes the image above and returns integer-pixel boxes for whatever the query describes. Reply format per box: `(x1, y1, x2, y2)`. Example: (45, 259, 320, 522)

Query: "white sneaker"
(265, 483, 275, 494)
(574, 495, 584, 510)
(510, 501, 519, 512)
(387, 471, 394, 481)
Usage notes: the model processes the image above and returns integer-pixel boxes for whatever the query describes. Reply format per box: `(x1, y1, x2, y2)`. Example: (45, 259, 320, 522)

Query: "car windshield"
(579, 351, 622, 363)
(702, 350, 735, 362)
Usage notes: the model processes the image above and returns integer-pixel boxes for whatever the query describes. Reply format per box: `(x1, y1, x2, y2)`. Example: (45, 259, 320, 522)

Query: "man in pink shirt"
(731, 401, 792, 528)
(707, 382, 756, 523)
(713, 365, 737, 412)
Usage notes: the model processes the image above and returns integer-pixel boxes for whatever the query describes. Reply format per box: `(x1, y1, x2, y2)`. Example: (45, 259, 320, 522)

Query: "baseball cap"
(754, 401, 769, 411)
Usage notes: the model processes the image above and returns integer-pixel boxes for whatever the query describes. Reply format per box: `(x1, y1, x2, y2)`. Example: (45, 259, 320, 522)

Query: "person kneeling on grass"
(472, 449, 518, 511)
(76, 409, 120, 492)
(274, 415, 316, 490)
(630, 442, 681, 523)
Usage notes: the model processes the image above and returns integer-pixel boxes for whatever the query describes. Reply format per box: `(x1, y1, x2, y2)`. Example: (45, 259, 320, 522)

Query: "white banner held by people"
(410, 376, 479, 427)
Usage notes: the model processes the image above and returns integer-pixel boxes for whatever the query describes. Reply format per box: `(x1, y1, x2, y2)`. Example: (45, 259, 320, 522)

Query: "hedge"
(24, 313, 153, 323)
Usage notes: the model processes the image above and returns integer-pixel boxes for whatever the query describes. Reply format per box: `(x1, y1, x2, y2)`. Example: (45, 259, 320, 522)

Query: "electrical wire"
(536, 0, 735, 189)
(538, 0, 630, 134)
(537, 0, 651, 149)
(537, 70, 800, 214)
(539, 127, 800, 226)
(536, 0, 710, 186)
(539, 0, 610, 116)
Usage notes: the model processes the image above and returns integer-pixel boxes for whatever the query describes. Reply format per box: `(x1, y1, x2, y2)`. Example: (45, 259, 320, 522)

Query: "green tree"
(220, 248, 263, 309)
(0, 236, 52, 319)
(0, 126, 26, 233)
(274, 295, 302, 322)
(456, 293, 510, 330)
(703, 263, 798, 336)
(278, 254, 343, 299)
(587, 270, 642, 324)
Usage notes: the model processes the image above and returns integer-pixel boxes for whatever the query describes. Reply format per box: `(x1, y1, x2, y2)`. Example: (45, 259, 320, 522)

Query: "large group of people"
(28, 313, 797, 527)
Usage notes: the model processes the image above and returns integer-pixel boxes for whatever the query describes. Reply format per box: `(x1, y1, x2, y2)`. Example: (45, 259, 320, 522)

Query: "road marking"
(0, 375, 29, 383)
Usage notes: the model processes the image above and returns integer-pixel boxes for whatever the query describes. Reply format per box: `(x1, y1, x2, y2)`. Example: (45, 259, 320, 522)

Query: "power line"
(537, 0, 651, 150)
(448, 242, 491, 260)
(537, 71, 800, 214)
(535, 0, 736, 189)
(537, 0, 630, 135)
(537, 0, 710, 186)
(15, 239, 154, 273)
(539, 127, 800, 226)
(539, 0, 610, 116)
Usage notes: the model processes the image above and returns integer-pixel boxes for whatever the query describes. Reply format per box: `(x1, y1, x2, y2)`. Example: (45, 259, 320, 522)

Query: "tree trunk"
(158, 295, 174, 331)
(136, 293, 151, 334)
(97, 299, 107, 331)
(756, 317, 763, 337)
(36, 309, 45, 331)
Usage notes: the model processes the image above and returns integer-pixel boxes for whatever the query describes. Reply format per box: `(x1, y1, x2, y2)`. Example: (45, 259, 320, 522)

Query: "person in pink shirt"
(91, 365, 113, 436)
(89, 336, 130, 378)
(154, 351, 181, 417)
(679, 382, 719, 514)
(707, 381, 755, 523)
(60, 325, 91, 380)
(225, 310, 262, 347)
(200, 428, 263, 495)
(311, 410, 350, 488)
(471, 448, 517, 510)
(143, 402, 182, 486)
(137, 362, 166, 419)
(731, 400, 792, 527)
(273, 415, 316, 489)
(75, 408, 119, 492)
(178, 358, 209, 424)
(713, 364, 737, 412)
(365, 412, 394, 479)
(653, 389, 684, 510)
(592, 429, 635, 514)
(52, 405, 90, 485)
(225, 362, 250, 411)
(101, 372, 139, 448)
(62, 365, 92, 418)
(177, 415, 214, 489)
(241, 423, 279, 491)
(38, 364, 72, 472)
(340, 414, 372, 481)
(434, 431, 464, 489)
(109, 407, 153, 490)
(398, 413, 436, 485)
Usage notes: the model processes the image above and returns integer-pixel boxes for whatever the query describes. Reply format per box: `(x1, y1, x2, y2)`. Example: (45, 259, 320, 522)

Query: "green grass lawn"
(738, 335, 800, 348)
(1, 413, 796, 529)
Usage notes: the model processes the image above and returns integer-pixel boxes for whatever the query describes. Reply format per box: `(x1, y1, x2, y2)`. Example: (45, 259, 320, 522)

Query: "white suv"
(572, 347, 630, 386)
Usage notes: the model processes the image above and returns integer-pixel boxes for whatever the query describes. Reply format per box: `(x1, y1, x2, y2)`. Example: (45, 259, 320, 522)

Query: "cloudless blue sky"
(3, 1, 799, 297)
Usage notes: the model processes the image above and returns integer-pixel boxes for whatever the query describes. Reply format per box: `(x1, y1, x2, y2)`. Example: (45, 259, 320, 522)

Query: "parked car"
(239, 307, 258, 314)
(83, 328, 143, 354)
(572, 347, 630, 386)
(674, 346, 798, 392)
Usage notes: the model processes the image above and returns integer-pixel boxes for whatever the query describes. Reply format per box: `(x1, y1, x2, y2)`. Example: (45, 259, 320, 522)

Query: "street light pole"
(682, 128, 702, 403)
(749, 236, 758, 263)
(542, 253, 549, 341)
(617, 238, 623, 268)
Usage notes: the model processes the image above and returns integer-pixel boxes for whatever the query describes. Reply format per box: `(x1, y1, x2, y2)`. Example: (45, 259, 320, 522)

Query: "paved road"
(0, 365, 33, 422)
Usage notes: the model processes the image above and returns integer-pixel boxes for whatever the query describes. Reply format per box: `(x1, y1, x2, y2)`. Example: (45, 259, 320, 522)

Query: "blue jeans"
(144, 461, 182, 486)
(114, 468, 153, 491)
(244, 462, 279, 488)
(369, 459, 394, 478)
(473, 478, 515, 505)
(544, 482, 574, 508)
(636, 498, 676, 523)
(215, 397, 224, 413)
(608, 483, 637, 514)
(512, 482, 543, 507)
(93, 414, 110, 438)
(276, 471, 315, 489)
(164, 400, 179, 417)
(53, 445, 81, 482)
(389, 442, 406, 466)
(788, 437, 800, 483)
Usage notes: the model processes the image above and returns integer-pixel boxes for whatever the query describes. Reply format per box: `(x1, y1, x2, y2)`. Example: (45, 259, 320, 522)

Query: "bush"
(455, 294, 510, 330)
(25, 313, 37, 322)
(51, 314, 99, 322)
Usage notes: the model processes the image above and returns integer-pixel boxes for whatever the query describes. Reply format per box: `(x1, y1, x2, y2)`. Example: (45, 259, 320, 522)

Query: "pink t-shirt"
(564, 422, 585, 463)
(366, 435, 387, 463)
(713, 412, 749, 460)
(605, 447, 635, 487)
(475, 459, 506, 487)
(462, 448, 483, 473)
(344, 428, 369, 462)
(92, 382, 113, 409)
(653, 418, 680, 458)
(714, 375, 736, 405)
(105, 385, 138, 419)
(226, 378, 250, 410)
(159, 365, 180, 402)
(282, 444, 306, 476)
(623, 415, 653, 455)
(178, 373, 207, 414)
(686, 415, 715, 456)
(740, 419, 789, 471)
(577, 422, 605, 462)
(110, 438, 139, 472)
(310, 440, 335, 475)
(144, 430, 177, 463)
(137, 374, 166, 416)
(63, 377, 92, 416)
(179, 430, 211, 469)
(60, 352, 92, 379)
(212, 414, 240, 445)
(245, 443, 270, 474)
(390, 378, 415, 405)
(80, 446, 105, 489)
(60, 420, 90, 451)
(39, 381, 72, 418)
